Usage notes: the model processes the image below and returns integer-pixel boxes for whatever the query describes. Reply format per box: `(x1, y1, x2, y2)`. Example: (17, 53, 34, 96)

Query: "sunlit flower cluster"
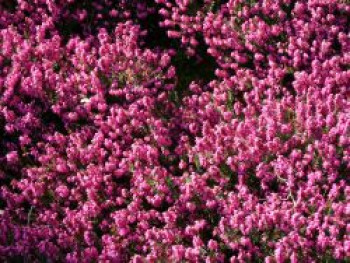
(0, 0, 349, 262)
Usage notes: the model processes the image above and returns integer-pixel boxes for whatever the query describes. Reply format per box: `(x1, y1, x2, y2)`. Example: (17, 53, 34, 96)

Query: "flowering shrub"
(0, 0, 349, 262)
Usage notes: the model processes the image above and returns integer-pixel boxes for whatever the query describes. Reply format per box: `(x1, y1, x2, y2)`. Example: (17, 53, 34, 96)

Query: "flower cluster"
(0, 0, 349, 262)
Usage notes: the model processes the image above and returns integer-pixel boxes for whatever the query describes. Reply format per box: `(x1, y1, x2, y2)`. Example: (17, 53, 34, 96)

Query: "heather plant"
(0, 0, 349, 262)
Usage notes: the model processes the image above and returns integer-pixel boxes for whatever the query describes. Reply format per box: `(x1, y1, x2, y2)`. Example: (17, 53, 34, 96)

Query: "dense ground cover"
(0, 0, 349, 262)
